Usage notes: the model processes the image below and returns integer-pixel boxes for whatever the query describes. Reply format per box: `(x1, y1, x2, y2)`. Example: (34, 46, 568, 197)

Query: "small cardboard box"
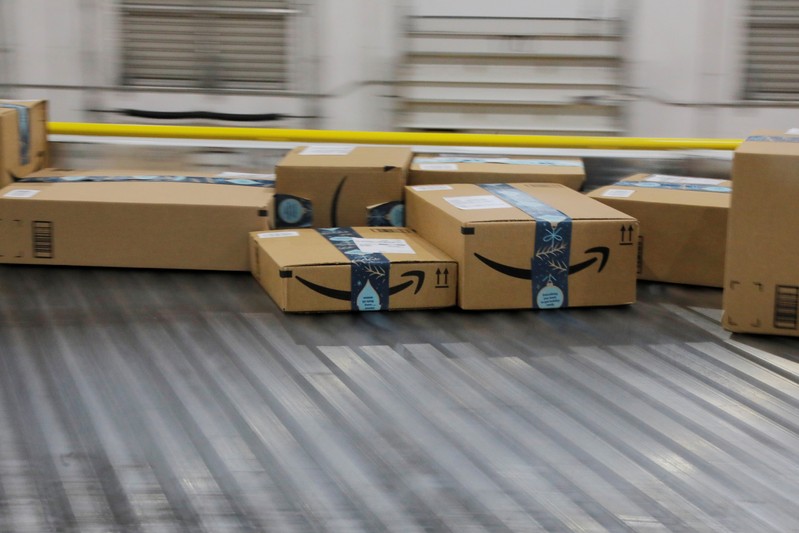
(406, 183, 638, 310)
(0, 100, 49, 185)
(274, 145, 412, 228)
(589, 173, 731, 287)
(0, 169, 274, 271)
(250, 227, 457, 312)
(723, 131, 799, 336)
(409, 155, 585, 190)
(0, 109, 19, 187)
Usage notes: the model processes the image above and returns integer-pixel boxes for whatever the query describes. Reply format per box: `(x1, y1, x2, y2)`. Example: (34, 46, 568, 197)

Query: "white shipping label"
(258, 231, 300, 239)
(643, 174, 724, 185)
(444, 195, 513, 210)
(602, 189, 635, 198)
(300, 145, 356, 156)
(352, 238, 416, 255)
(786, 128, 799, 134)
(3, 189, 40, 198)
(419, 163, 458, 171)
(216, 171, 275, 179)
(410, 185, 453, 191)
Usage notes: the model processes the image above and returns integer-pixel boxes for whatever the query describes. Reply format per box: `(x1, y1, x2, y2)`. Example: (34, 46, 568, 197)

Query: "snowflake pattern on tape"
(0, 104, 31, 165)
(616, 181, 731, 193)
(317, 227, 390, 311)
(18, 175, 276, 187)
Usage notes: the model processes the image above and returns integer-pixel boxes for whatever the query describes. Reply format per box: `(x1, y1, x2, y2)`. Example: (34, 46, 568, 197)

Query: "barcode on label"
(637, 235, 644, 275)
(32, 221, 53, 259)
(774, 285, 799, 329)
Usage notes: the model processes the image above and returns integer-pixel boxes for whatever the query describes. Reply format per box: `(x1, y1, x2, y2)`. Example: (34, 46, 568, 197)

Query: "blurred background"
(1, 0, 797, 138)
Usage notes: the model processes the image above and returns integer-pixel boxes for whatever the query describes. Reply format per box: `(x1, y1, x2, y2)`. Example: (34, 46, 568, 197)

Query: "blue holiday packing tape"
(19, 175, 275, 187)
(0, 104, 31, 165)
(317, 227, 390, 311)
(479, 184, 572, 309)
(746, 135, 799, 143)
(415, 157, 582, 167)
(615, 181, 731, 193)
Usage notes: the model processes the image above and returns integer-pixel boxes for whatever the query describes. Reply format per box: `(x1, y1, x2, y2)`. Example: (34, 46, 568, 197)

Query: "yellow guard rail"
(48, 122, 743, 151)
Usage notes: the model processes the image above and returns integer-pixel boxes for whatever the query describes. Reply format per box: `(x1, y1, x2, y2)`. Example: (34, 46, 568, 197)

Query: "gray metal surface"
(3, 140, 799, 532)
(3, 264, 799, 532)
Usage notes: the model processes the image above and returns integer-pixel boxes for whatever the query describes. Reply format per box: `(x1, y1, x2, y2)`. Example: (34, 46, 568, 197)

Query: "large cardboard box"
(589, 173, 731, 287)
(723, 131, 799, 336)
(0, 100, 49, 185)
(0, 169, 274, 271)
(406, 183, 638, 310)
(250, 227, 457, 312)
(0, 109, 19, 187)
(409, 155, 585, 190)
(274, 145, 412, 228)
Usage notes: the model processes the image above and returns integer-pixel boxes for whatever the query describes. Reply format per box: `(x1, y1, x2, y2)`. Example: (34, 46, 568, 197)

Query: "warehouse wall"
(0, 0, 796, 137)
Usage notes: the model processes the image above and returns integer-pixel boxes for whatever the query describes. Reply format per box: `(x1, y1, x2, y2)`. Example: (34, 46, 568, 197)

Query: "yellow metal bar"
(48, 122, 743, 151)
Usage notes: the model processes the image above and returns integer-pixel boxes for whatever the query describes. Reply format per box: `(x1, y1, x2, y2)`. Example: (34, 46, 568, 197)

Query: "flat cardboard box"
(409, 155, 585, 190)
(0, 100, 49, 184)
(0, 168, 274, 271)
(589, 173, 731, 287)
(250, 227, 457, 312)
(723, 131, 799, 336)
(406, 183, 638, 310)
(274, 145, 412, 228)
(0, 109, 19, 187)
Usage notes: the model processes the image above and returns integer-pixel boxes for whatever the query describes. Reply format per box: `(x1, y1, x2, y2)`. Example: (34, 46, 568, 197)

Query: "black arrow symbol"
(627, 224, 634, 242)
(473, 247, 610, 280)
(443, 267, 449, 285)
(620, 225, 627, 242)
(329, 176, 348, 227)
(436, 268, 442, 285)
(296, 270, 426, 300)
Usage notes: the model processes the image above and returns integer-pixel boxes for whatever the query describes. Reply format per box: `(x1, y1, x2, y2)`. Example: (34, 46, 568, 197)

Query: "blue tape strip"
(615, 181, 731, 193)
(479, 184, 572, 309)
(19, 175, 275, 187)
(317, 227, 390, 311)
(416, 157, 582, 167)
(746, 135, 799, 143)
(0, 104, 31, 165)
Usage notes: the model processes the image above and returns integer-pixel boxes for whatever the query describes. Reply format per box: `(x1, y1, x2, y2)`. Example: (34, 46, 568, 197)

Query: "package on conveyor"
(589, 173, 731, 288)
(250, 227, 457, 312)
(409, 154, 585, 190)
(274, 145, 412, 228)
(723, 130, 799, 336)
(0, 99, 49, 186)
(0, 169, 274, 270)
(406, 182, 638, 310)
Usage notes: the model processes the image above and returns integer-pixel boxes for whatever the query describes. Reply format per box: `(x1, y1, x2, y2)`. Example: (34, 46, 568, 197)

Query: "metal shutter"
(120, 0, 293, 90)
(744, 0, 799, 100)
(396, 17, 625, 136)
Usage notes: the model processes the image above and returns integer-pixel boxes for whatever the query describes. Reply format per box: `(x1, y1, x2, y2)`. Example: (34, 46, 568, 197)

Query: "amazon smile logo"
(296, 270, 425, 301)
(474, 246, 610, 279)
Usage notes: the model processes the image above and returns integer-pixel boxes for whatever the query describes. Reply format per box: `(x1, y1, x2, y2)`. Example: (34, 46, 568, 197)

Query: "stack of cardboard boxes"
(1, 99, 797, 336)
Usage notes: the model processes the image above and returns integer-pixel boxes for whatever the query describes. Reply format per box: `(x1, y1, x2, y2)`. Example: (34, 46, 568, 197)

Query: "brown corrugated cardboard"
(274, 145, 412, 228)
(409, 155, 585, 190)
(589, 173, 731, 287)
(0, 100, 49, 184)
(406, 183, 638, 310)
(723, 131, 799, 336)
(250, 227, 457, 312)
(0, 109, 19, 187)
(0, 168, 274, 271)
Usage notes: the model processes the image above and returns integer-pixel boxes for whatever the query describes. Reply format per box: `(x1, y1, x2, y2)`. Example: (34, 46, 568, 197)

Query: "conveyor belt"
(3, 264, 799, 532)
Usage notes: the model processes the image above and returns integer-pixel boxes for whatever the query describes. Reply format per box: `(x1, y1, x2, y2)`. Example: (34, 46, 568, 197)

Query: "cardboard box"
(589, 173, 731, 287)
(0, 169, 274, 271)
(409, 155, 585, 190)
(250, 227, 457, 312)
(0, 100, 49, 185)
(723, 131, 799, 336)
(406, 183, 638, 310)
(274, 145, 412, 228)
(0, 109, 19, 187)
